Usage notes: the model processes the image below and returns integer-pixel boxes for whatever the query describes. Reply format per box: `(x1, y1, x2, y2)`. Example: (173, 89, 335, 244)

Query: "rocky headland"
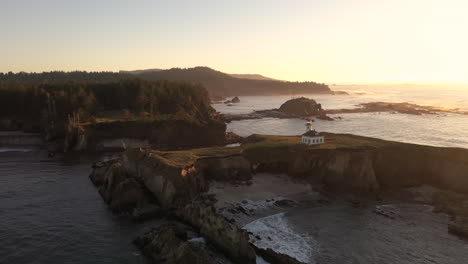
(89, 133, 468, 263)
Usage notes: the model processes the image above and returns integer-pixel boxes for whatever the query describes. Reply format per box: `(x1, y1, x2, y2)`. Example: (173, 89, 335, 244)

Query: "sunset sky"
(2, 0, 468, 83)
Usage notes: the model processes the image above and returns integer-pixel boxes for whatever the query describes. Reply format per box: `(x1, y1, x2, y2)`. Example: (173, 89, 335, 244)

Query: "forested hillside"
(137, 67, 331, 98)
(0, 67, 331, 99)
(0, 79, 215, 132)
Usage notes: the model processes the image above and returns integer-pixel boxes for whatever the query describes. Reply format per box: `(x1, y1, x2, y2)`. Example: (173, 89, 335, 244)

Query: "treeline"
(0, 67, 332, 99)
(0, 71, 125, 83)
(0, 79, 215, 132)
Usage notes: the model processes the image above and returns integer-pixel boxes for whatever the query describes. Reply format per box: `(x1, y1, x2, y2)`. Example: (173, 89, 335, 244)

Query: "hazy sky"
(2, 0, 468, 83)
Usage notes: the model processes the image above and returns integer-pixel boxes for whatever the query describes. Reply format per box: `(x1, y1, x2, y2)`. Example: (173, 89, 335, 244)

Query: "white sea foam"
(256, 255, 271, 264)
(187, 237, 206, 244)
(243, 213, 318, 264)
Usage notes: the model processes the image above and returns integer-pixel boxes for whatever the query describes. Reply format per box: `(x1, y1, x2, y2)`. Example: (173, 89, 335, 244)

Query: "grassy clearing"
(146, 146, 242, 168)
(130, 133, 394, 169)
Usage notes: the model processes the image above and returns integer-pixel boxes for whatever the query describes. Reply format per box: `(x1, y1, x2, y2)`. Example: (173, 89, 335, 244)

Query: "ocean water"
(244, 203, 468, 264)
(214, 84, 468, 148)
(0, 150, 158, 264)
(1, 84, 468, 264)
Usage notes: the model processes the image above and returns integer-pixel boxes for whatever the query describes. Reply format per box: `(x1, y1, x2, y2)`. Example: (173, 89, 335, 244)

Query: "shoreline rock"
(222, 100, 468, 122)
(89, 160, 162, 220)
(224, 96, 241, 104)
(89, 133, 468, 263)
(134, 223, 229, 264)
(90, 148, 257, 263)
(325, 101, 467, 116)
(448, 217, 468, 240)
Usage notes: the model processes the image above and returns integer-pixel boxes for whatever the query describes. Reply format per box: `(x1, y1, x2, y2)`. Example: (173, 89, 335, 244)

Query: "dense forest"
(0, 79, 215, 133)
(0, 67, 331, 99)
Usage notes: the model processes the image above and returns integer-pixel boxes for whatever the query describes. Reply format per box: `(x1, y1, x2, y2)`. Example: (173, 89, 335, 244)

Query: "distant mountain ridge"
(119, 69, 162, 75)
(135, 67, 331, 99)
(229, 73, 279, 81)
(0, 66, 331, 99)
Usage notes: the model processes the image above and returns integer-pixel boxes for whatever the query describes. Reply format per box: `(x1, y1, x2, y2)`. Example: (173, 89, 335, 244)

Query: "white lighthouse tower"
(305, 121, 313, 132)
(301, 120, 324, 145)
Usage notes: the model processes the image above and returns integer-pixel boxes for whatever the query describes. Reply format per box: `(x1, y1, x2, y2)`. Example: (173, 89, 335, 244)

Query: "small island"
(223, 97, 333, 122)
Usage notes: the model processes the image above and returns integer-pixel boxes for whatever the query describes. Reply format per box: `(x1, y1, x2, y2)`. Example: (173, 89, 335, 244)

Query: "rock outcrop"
(90, 147, 257, 263)
(122, 148, 209, 208)
(134, 223, 225, 264)
(279, 97, 327, 117)
(179, 200, 256, 263)
(254, 247, 305, 264)
(429, 190, 468, 240)
(448, 217, 468, 240)
(224, 96, 240, 104)
(222, 97, 333, 122)
(89, 160, 161, 220)
(331, 90, 349, 95)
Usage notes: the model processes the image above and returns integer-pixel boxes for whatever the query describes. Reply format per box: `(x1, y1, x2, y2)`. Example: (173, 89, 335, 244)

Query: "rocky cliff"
(90, 133, 468, 262)
(243, 134, 468, 194)
(90, 146, 257, 263)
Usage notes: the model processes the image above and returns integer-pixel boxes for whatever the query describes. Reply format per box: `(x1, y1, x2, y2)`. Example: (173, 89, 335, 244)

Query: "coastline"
(88, 133, 468, 263)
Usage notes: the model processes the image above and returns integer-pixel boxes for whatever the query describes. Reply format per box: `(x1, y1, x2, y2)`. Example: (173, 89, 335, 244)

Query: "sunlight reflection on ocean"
(214, 84, 468, 148)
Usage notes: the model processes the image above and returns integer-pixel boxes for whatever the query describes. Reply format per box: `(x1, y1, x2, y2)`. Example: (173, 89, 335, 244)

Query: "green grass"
(240, 133, 390, 163)
(242, 133, 387, 150)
